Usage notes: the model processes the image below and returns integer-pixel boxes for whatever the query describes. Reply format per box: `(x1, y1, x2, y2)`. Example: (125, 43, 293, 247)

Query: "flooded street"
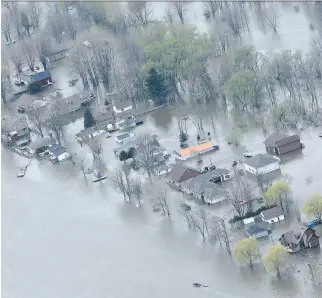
(2, 2, 322, 298)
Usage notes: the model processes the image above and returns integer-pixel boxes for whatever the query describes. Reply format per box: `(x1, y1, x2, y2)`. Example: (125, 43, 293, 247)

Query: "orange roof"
(180, 141, 214, 157)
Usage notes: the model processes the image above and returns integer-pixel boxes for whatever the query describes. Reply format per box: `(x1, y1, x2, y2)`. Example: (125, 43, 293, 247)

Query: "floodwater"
(2, 2, 322, 298)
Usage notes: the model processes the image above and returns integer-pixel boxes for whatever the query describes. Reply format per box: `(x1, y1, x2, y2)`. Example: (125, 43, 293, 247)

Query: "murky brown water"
(2, 2, 322, 298)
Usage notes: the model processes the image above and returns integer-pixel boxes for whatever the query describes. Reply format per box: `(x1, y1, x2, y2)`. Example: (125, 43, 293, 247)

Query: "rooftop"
(94, 111, 114, 123)
(114, 99, 133, 110)
(28, 137, 54, 150)
(116, 132, 132, 141)
(2, 116, 29, 132)
(168, 163, 201, 184)
(179, 141, 215, 157)
(244, 153, 279, 169)
(281, 222, 313, 244)
(261, 206, 284, 219)
(31, 70, 52, 82)
(264, 133, 300, 147)
(48, 144, 68, 157)
(246, 222, 270, 235)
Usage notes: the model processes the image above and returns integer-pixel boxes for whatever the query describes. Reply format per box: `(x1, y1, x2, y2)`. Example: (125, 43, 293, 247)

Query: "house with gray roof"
(168, 163, 202, 186)
(180, 168, 232, 204)
(279, 222, 320, 253)
(244, 153, 280, 176)
(46, 43, 69, 62)
(264, 132, 301, 155)
(245, 221, 271, 239)
(261, 206, 285, 223)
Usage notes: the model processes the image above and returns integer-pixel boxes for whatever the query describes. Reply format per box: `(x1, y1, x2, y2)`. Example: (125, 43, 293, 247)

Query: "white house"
(244, 153, 280, 175)
(47, 144, 70, 163)
(261, 207, 285, 223)
(113, 100, 133, 114)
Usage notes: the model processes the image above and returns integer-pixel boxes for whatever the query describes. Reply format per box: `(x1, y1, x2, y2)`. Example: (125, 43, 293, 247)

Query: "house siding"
(277, 140, 301, 154)
(262, 214, 285, 223)
(257, 162, 280, 175)
(113, 105, 133, 114)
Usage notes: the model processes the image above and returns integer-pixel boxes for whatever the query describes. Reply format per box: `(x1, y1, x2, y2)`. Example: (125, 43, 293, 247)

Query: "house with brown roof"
(264, 133, 302, 155)
(279, 222, 320, 253)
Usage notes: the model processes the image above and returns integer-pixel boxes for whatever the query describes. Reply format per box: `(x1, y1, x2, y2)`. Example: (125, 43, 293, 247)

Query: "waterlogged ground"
(2, 2, 322, 298)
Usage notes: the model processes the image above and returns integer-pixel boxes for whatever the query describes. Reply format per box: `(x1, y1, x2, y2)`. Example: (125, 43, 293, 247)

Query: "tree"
(233, 238, 260, 267)
(83, 107, 95, 129)
(21, 11, 32, 35)
(27, 2, 42, 30)
(263, 245, 289, 278)
(119, 150, 128, 163)
(45, 98, 64, 145)
(47, 14, 65, 43)
(127, 1, 152, 28)
(35, 36, 52, 70)
(21, 40, 37, 71)
(224, 71, 263, 111)
(154, 188, 171, 219)
(127, 147, 136, 160)
(111, 168, 132, 202)
(3, 1, 22, 38)
(265, 180, 291, 214)
(76, 154, 89, 179)
(11, 51, 24, 74)
(303, 194, 322, 220)
(88, 139, 103, 161)
(28, 101, 45, 137)
(2, 10, 12, 42)
(28, 81, 42, 94)
(179, 131, 188, 147)
(145, 68, 168, 105)
(132, 178, 143, 206)
(171, 2, 187, 24)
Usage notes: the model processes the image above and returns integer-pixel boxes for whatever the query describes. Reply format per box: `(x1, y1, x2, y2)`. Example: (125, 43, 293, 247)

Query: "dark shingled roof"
(246, 222, 269, 236)
(281, 222, 312, 244)
(114, 99, 132, 110)
(264, 133, 300, 147)
(261, 206, 284, 219)
(168, 163, 201, 184)
(244, 153, 279, 169)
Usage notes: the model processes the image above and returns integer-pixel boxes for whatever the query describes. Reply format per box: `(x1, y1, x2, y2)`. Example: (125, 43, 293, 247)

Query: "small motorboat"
(319, 133, 322, 138)
(193, 283, 208, 288)
(180, 203, 191, 211)
(243, 152, 252, 158)
(92, 176, 108, 183)
(232, 160, 238, 166)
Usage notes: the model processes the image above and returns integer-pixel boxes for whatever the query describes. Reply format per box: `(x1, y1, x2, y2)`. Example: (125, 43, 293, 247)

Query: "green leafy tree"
(119, 150, 128, 163)
(84, 107, 95, 129)
(233, 238, 260, 267)
(265, 180, 291, 214)
(224, 71, 263, 111)
(303, 194, 322, 220)
(145, 68, 168, 105)
(28, 81, 42, 94)
(140, 24, 211, 101)
(21, 12, 32, 35)
(262, 245, 289, 278)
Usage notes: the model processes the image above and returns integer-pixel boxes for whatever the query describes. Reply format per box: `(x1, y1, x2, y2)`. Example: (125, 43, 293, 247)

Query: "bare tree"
(2, 10, 12, 42)
(214, 216, 231, 254)
(132, 178, 143, 206)
(20, 11, 32, 35)
(47, 14, 65, 43)
(45, 98, 64, 144)
(136, 133, 161, 180)
(69, 46, 89, 88)
(264, 5, 278, 35)
(3, 1, 22, 38)
(171, 2, 187, 24)
(28, 101, 45, 138)
(203, 1, 220, 20)
(27, 2, 42, 30)
(88, 139, 103, 161)
(190, 208, 210, 242)
(164, 7, 175, 24)
(178, 206, 194, 229)
(21, 40, 37, 71)
(35, 35, 52, 70)
(11, 50, 24, 74)
(154, 188, 171, 219)
(76, 154, 89, 179)
(127, 1, 152, 28)
(111, 168, 130, 202)
(64, 12, 77, 40)
(94, 157, 107, 181)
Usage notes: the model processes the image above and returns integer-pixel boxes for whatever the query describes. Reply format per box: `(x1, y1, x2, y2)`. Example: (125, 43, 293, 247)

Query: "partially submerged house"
(244, 153, 280, 176)
(31, 70, 53, 87)
(75, 125, 106, 143)
(94, 110, 114, 130)
(245, 221, 271, 239)
(264, 133, 301, 155)
(180, 168, 232, 204)
(2, 116, 31, 146)
(261, 206, 285, 223)
(168, 163, 202, 186)
(47, 144, 70, 163)
(279, 222, 320, 253)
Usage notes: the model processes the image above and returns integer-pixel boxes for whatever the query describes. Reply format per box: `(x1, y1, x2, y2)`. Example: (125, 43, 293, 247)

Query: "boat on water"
(17, 166, 28, 178)
(193, 283, 208, 288)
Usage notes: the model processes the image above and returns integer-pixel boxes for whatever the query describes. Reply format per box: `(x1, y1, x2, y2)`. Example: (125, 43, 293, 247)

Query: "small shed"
(31, 70, 53, 87)
(245, 222, 270, 239)
(264, 133, 301, 155)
